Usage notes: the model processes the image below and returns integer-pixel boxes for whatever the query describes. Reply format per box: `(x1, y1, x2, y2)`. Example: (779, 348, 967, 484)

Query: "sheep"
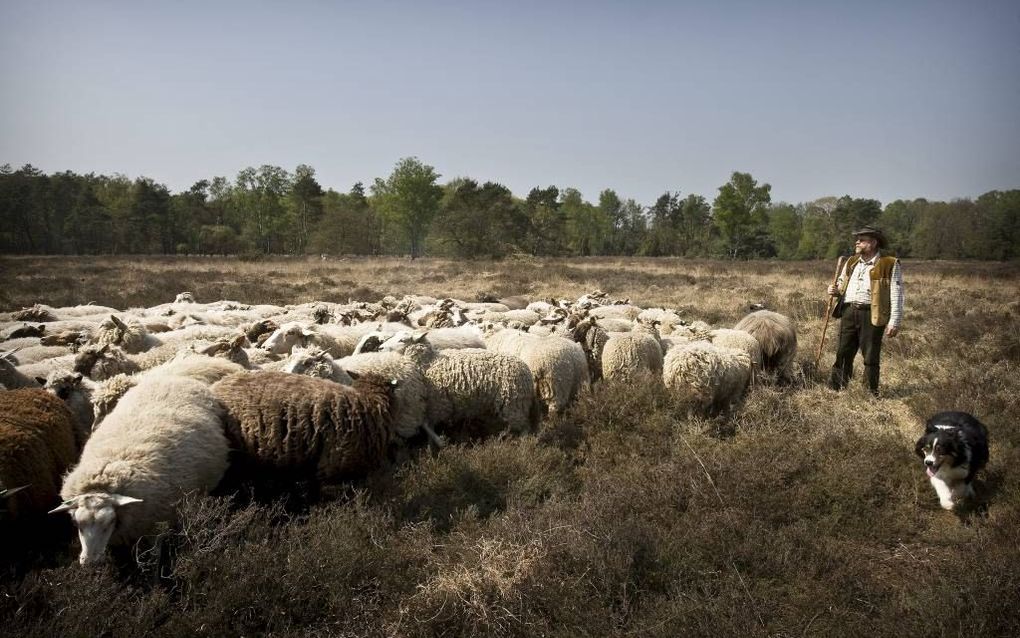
(662, 341, 752, 415)
(0, 389, 79, 520)
(335, 351, 429, 441)
(483, 328, 590, 415)
(733, 310, 797, 377)
(600, 325, 664, 382)
(595, 317, 634, 333)
(90, 374, 138, 428)
(354, 324, 485, 355)
(709, 328, 763, 372)
(40, 371, 96, 446)
(588, 304, 642, 321)
(9, 304, 57, 322)
(92, 315, 160, 354)
(1, 349, 42, 388)
(261, 321, 401, 358)
(74, 344, 142, 380)
(281, 346, 355, 384)
(379, 332, 539, 439)
(568, 317, 610, 382)
(211, 371, 399, 482)
(479, 309, 542, 327)
(190, 335, 253, 369)
(9, 342, 72, 363)
(2, 323, 46, 340)
(52, 374, 231, 564)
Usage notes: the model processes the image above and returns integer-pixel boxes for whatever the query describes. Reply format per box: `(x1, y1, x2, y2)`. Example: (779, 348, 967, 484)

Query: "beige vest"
(840, 255, 898, 327)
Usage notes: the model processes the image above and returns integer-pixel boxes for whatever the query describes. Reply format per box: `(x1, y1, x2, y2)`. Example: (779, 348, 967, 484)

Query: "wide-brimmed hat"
(852, 225, 887, 249)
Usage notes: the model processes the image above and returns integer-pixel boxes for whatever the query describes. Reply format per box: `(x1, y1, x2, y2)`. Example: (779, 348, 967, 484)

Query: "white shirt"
(839, 251, 904, 329)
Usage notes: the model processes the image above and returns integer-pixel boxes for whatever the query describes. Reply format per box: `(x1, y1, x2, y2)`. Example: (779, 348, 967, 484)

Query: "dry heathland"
(2, 255, 1018, 637)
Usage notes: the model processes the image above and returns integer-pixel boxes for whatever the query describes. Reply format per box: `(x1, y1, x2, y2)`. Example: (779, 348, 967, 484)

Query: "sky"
(1, 0, 1018, 206)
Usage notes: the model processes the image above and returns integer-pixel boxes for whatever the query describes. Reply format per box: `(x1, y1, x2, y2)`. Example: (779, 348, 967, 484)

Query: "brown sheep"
(211, 371, 399, 482)
(0, 389, 78, 520)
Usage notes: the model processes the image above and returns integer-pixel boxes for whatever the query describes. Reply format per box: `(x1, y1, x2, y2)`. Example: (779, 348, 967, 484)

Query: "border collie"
(914, 411, 989, 510)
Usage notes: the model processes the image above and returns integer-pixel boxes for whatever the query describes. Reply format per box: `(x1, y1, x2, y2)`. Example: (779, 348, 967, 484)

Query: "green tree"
(712, 172, 772, 258)
(288, 164, 324, 254)
(766, 204, 802, 260)
(234, 165, 292, 254)
(524, 186, 565, 255)
(371, 157, 442, 259)
(433, 178, 520, 258)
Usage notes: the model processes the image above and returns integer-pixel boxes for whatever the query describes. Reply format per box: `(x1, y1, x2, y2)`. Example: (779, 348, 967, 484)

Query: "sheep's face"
(43, 371, 82, 400)
(353, 331, 390, 354)
(261, 323, 311, 354)
(50, 493, 143, 565)
(282, 347, 332, 377)
(73, 345, 108, 376)
(377, 330, 421, 354)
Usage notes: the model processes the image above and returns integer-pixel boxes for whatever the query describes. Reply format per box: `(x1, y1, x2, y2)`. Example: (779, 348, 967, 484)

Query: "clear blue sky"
(2, 0, 1018, 206)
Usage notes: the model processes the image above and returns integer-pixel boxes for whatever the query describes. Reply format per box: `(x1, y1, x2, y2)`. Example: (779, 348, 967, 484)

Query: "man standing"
(827, 226, 904, 395)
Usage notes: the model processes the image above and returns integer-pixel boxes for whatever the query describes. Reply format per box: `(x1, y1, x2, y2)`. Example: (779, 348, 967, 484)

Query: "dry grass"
(2, 255, 1019, 637)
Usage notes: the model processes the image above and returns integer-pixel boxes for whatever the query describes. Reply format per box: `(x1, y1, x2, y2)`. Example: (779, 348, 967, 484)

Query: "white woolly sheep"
(261, 321, 405, 358)
(212, 371, 399, 482)
(335, 350, 429, 441)
(92, 315, 161, 354)
(379, 332, 539, 439)
(281, 346, 355, 384)
(733, 310, 797, 377)
(600, 326, 664, 382)
(709, 328, 763, 372)
(662, 341, 752, 415)
(52, 374, 231, 564)
(1, 389, 79, 520)
(483, 328, 590, 415)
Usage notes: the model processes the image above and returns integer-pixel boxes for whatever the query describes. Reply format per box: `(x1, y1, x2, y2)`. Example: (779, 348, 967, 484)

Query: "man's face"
(855, 236, 877, 255)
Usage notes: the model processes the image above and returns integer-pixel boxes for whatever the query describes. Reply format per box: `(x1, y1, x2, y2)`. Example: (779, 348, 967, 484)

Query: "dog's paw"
(940, 499, 956, 510)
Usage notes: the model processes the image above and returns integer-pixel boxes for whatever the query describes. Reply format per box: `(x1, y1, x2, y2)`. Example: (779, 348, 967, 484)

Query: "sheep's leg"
(421, 423, 447, 448)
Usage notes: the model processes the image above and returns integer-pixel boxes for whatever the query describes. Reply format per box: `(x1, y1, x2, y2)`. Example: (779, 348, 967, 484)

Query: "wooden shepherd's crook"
(815, 255, 847, 370)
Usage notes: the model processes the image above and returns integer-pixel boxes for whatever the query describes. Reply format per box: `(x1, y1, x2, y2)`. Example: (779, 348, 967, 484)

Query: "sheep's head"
(354, 331, 393, 354)
(311, 305, 333, 324)
(50, 493, 143, 565)
(174, 292, 196, 303)
(196, 335, 250, 368)
(281, 346, 350, 383)
(74, 344, 110, 377)
(260, 322, 313, 354)
(41, 371, 84, 400)
(377, 330, 429, 356)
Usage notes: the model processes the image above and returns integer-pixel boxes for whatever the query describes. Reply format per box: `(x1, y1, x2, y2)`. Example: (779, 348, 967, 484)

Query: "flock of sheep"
(0, 290, 797, 565)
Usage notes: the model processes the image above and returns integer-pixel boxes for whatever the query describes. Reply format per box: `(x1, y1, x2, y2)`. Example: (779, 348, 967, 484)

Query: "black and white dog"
(914, 411, 989, 510)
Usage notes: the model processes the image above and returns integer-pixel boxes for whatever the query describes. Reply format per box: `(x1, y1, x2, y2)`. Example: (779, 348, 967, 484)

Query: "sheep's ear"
(230, 335, 246, 349)
(412, 332, 428, 343)
(346, 369, 361, 381)
(35, 376, 47, 386)
(99, 344, 110, 354)
(49, 498, 78, 514)
(111, 315, 127, 329)
(300, 328, 315, 337)
(72, 373, 83, 384)
(110, 495, 143, 507)
(3, 484, 29, 498)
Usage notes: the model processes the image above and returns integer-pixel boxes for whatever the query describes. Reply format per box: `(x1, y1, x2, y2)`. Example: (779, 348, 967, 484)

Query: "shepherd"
(825, 226, 904, 396)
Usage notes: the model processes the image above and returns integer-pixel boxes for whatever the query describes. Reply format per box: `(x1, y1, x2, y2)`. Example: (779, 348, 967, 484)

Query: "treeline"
(1, 159, 1017, 260)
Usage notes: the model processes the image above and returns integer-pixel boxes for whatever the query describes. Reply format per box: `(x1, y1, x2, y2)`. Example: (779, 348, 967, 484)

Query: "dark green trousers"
(829, 304, 885, 394)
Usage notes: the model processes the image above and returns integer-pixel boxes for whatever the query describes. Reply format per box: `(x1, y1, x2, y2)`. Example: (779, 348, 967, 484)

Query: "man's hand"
(827, 284, 838, 296)
(885, 326, 899, 337)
